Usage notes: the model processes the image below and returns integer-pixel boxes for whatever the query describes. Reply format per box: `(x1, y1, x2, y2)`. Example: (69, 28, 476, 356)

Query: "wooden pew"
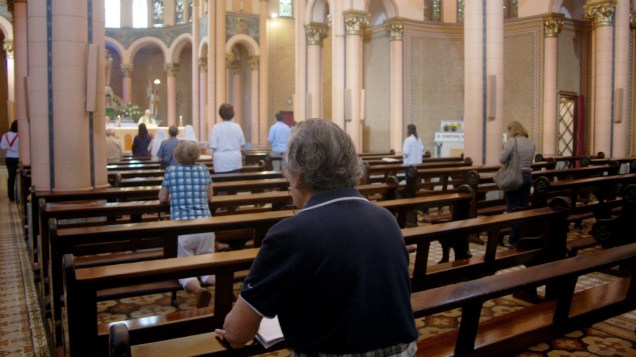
(100, 201, 571, 357)
(531, 173, 636, 256)
(535, 152, 605, 168)
(362, 157, 474, 184)
(63, 249, 259, 357)
(106, 242, 636, 357)
(462, 163, 622, 220)
(410, 242, 636, 356)
(590, 183, 636, 249)
(403, 200, 570, 289)
(50, 211, 292, 349)
(403, 160, 556, 198)
(49, 190, 470, 350)
(532, 173, 636, 216)
(36, 179, 402, 302)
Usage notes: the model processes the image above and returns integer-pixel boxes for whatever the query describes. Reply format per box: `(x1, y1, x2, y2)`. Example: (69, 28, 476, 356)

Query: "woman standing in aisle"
(208, 103, 245, 173)
(402, 124, 423, 165)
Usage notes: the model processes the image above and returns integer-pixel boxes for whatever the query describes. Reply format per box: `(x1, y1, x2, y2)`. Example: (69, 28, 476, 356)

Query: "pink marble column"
(164, 0, 176, 26)
(250, 56, 260, 146)
(485, 0, 504, 165)
(542, 14, 564, 157)
(191, 0, 200, 139)
(32, 0, 107, 190)
(164, 63, 179, 127)
(207, 7, 216, 124)
(612, 0, 630, 157)
(14, 1, 30, 165)
(385, 20, 404, 153)
(215, 0, 227, 113)
(199, 57, 209, 141)
(27, 0, 50, 188)
(463, 0, 484, 163)
(585, 1, 617, 155)
(294, 0, 307, 123)
(92, 0, 108, 188)
(121, 0, 133, 28)
(121, 64, 133, 104)
(631, 10, 636, 155)
(3, 39, 15, 123)
(230, 59, 242, 127)
(305, 23, 329, 119)
(258, 0, 269, 145)
(331, 2, 346, 128)
(344, 10, 368, 152)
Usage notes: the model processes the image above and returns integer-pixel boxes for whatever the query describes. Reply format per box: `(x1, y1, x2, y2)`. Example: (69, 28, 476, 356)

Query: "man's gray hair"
(286, 118, 363, 191)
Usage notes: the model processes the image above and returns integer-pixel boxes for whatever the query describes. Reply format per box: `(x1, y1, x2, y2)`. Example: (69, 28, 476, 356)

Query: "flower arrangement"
(119, 103, 142, 120)
(450, 123, 457, 132)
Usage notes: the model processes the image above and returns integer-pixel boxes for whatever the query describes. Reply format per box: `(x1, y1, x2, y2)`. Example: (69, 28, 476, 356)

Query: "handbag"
(494, 138, 523, 191)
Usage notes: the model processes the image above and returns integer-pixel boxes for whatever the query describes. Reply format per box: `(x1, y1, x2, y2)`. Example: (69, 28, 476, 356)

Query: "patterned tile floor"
(1, 166, 635, 356)
(0, 167, 49, 357)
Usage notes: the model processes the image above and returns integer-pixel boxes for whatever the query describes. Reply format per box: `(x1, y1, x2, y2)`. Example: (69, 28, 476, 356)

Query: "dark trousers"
(5, 157, 18, 201)
(504, 172, 532, 244)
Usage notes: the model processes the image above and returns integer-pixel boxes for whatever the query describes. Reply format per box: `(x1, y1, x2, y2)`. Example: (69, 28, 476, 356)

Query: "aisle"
(0, 166, 49, 356)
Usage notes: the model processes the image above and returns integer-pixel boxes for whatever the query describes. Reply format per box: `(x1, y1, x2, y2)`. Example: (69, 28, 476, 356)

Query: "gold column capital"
(225, 53, 235, 67)
(198, 57, 207, 72)
(120, 64, 134, 77)
(384, 19, 405, 41)
(163, 63, 180, 76)
(305, 22, 329, 46)
(343, 10, 369, 36)
(230, 61, 241, 75)
(584, 0, 617, 28)
(3, 39, 14, 59)
(249, 55, 260, 70)
(543, 13, 565, 38)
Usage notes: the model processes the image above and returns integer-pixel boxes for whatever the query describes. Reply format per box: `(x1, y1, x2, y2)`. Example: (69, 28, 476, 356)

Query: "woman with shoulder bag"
(499, 121, 535, 246)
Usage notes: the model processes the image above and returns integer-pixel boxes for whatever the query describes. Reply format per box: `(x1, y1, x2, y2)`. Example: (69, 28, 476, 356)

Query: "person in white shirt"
(208, 103, 245, 173)
(0, 120, 19, 201)
(138, 109, 157, 126)
(267, 113, 291, 170)
(402, 124, 423, 165)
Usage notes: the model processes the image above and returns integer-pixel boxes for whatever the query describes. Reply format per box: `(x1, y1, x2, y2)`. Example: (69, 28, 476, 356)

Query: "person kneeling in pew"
(215, 119, 418, 355)
(159, 140, 216, 307)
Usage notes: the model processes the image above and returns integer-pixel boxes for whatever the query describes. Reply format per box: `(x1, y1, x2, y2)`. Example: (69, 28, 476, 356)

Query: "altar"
(433, 120, 464, 158)
(109, 125, 185, 153)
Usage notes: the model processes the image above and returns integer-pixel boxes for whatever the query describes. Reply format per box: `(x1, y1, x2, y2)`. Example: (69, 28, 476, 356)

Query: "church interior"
(1, 0, 636, 356)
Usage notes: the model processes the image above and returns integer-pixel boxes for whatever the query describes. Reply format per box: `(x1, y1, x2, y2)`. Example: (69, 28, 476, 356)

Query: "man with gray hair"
(216, 119, 418, 356)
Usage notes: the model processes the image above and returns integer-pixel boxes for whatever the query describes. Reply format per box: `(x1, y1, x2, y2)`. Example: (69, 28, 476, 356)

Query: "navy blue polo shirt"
(240, 187, 417, 354)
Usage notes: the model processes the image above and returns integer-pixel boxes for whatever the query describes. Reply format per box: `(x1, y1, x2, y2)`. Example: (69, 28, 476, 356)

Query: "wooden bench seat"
(105, 237, 636, 357)
(410, 242, 636, 356)
(402, 202, 570, 290)
(64, 249, 260, 356)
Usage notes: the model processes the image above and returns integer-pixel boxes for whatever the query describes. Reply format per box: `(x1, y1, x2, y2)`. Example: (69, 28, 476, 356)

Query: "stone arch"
(198, 38, 209, 58)
(105, 37, 126, 60)
(0, 15, 13, 39)
(127, 36, 170, 63)
(225, 34, 260, 57)
(365, 0, 397, 18)
(169, 33, 193, 63)
(306, 0, 330, 24)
